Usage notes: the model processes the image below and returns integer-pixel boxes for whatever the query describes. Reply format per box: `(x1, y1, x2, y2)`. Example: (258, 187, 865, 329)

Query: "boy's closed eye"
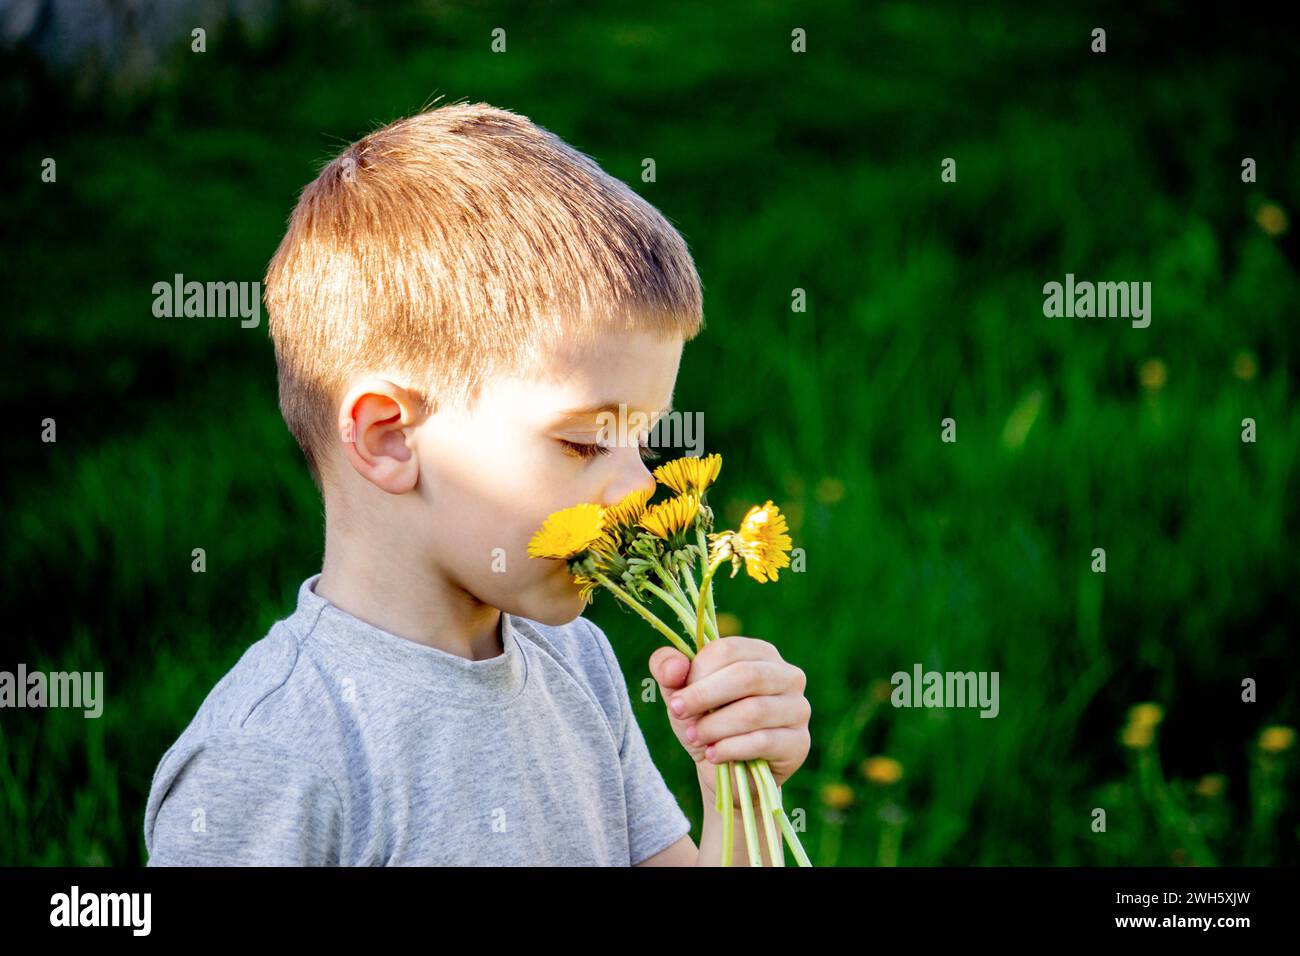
(557, 437, 662, 463)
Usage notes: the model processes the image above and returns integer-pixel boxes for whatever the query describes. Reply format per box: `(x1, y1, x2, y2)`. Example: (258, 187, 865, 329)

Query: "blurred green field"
(1, 0, 1297, 866)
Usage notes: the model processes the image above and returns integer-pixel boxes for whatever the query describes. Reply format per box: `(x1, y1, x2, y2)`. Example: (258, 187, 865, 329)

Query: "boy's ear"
(337, 378, 425, 494)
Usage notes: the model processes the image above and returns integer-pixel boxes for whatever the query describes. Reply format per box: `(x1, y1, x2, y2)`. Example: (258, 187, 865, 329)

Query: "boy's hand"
(649, 637, 810, 809)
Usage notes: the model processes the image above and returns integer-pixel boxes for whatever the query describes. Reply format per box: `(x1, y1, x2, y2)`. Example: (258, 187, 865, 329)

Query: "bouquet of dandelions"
(527, 453, 812, 867)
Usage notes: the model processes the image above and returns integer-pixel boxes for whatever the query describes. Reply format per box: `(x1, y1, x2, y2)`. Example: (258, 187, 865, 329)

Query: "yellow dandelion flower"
(1194, 773, 1226, 798)
(528, 503, 606, 559)
(1139, 359, 1167, 392)
(733, 500, 793, 582)
(1233, 350, 1257, 381)
(638, 494, 700, 539)
(572, 574, 599, 606)
(653, 453, 722, 496)
(821, 782, 854, 809)
(588, 529, 621, 562)
(1121, 722, 1156, 750)
(1127, 702, 1164, 728)
(603, 488, 652, 530)
(1256, 201, 1288, 237)
(862, 756, 904, 786)
(815, 476, 845, 504)
(714, 611, 743, 637)
(1259, 725, 1295, 753)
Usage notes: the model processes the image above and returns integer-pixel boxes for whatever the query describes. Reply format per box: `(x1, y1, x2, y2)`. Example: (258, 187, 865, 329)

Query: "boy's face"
(414, 327, 684, 625)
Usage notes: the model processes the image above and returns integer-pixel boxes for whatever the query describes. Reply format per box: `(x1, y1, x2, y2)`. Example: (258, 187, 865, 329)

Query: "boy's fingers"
(692, 692, 811, 746)
(688, 636, 782, 683)
(649, 646, 691, 693)
(703, 726, 809, 768)
(669, 660, 792, 719)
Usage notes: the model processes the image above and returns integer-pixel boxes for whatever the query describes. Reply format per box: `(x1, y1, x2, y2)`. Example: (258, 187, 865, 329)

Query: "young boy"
(142, 102, 812, 866)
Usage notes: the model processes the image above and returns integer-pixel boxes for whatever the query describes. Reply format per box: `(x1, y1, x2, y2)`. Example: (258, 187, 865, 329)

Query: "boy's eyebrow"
(552, 398, 674, 425)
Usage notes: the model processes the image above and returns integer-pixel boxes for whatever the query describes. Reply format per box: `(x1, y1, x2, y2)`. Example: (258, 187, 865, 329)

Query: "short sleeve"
(143, 728, 344, 866)
(583, 619, 693, 865)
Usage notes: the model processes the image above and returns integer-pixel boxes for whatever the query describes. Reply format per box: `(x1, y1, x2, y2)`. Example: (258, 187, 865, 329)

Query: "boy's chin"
(502, 575, 588, 627)
(522, 591, 588, 627)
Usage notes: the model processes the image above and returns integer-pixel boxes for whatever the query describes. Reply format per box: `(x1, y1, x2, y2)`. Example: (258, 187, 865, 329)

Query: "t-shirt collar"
(285, 573, 529, 707)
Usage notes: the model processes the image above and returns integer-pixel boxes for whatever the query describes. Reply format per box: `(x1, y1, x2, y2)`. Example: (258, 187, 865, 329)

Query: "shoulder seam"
(144, 724, 348, 863)
(204, 725, 348, 858)
(241, 600, 348, 860)
(581, 617, 630, 752)
(240, 594, 327, 731)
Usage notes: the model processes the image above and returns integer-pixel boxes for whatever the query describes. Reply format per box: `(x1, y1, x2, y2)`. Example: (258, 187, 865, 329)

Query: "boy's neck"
(315, 527, 504, 663)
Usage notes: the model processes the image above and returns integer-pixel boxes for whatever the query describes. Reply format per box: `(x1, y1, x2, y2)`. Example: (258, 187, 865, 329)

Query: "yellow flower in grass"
(527, 503, 606, 559)
(821, 782, 854, 809)
(653, 453, 722, 496)
(730, 500, 793, 582)
(1127, 702, 1164, 729)
(1139, 359, 1166, 392)
(1233, 350, 1257, 381)
(639, 494, 700, 539)
(1121, 722, 1155, 750)
(1256, 201, 1288, 237)
(1195, 773, 1226, 798)
(862, 756, 904, 786)
(815, 477, 845, 504)
(1259, 725, 1295, 753)
(714, 611, 743, 637)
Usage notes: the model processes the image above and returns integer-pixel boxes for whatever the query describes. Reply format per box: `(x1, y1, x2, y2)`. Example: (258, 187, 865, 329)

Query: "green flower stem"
(691, 557, 775, 867)
(646, 556, 706, 649)
(680, 551, 721, 646)
(686, 546, 810, 866)
(696, 527, 720, 637)
(748, 759, 785, 865)
(778, 805, 813, 867)
(640, 579, 699, 636)
(733, 761, 763, 866)
(592, 572, 695, 660)
(752, 757, 812, 866)
(679, 559, 701, 612)
(652, 556, 699, 628)
(694, 556, 728, 651)
(718, 762, 733, 867)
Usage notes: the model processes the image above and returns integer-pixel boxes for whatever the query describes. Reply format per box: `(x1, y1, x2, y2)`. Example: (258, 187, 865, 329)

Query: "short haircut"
(263, 101, 704, 490)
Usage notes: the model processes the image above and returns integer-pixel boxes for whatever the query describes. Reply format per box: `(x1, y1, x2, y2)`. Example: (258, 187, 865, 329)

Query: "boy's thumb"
(649, 646, 691, 694)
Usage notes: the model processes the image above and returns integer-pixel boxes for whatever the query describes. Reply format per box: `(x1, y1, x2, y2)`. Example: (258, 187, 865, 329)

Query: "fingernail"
(685, 725, 697, 743)
(670, 696, 686, 716)
(705, 746, 717, 761)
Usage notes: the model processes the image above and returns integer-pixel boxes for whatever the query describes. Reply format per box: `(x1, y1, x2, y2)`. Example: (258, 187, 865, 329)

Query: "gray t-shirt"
(143, 574, 693, 865)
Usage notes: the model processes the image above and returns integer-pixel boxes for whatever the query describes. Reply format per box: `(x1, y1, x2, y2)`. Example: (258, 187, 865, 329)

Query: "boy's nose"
(602, 453, 656, 507)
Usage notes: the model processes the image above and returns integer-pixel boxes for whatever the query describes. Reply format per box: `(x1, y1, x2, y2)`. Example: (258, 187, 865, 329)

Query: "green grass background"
(1, 0, 1297, 865)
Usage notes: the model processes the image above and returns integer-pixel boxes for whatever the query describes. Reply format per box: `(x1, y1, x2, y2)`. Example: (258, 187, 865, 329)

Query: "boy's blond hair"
(264, 101, 704, 491)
